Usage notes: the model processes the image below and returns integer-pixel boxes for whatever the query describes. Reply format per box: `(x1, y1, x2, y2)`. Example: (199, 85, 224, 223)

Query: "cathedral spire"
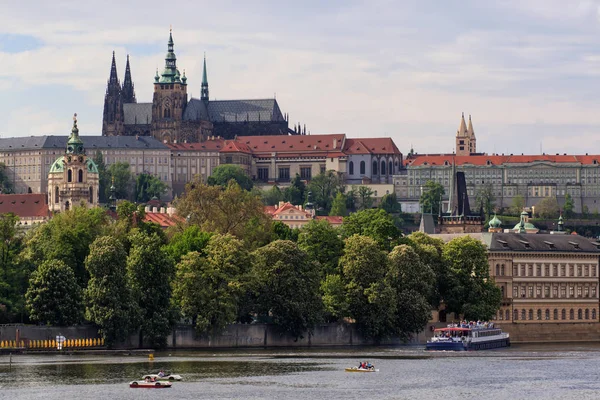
(201, 53, 209, 102)
(159, 27, 182, 84)
(457, 112, 467, 137)
(122, 54, 137, 104)
(108, 51, 119, 87)
(67, 113, 84, 154)
(467, 114, 474, 137)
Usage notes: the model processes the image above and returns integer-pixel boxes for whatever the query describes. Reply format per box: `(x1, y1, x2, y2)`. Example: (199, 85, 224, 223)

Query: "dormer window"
(487, 160, 492, 165)
(518, 240, 531, 249)
(543, 240, 555, 249)
(496, 239, 509, 249)
(568, 241, 580, 250)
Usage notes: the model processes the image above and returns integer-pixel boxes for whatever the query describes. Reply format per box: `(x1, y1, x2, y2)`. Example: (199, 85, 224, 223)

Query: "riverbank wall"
(2, 322, 600, 350)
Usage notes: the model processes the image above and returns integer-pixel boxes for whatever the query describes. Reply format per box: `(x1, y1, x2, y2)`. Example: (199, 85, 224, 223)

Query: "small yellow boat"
(345, 367, 378, 373)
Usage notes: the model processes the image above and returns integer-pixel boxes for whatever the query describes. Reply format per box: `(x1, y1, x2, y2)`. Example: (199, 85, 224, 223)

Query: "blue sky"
(3, 0, 600, 154)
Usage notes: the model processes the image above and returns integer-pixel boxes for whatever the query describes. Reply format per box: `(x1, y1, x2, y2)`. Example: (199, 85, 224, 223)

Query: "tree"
(535, 197, 559, 219)
(329, 192, 348, 216)
(135, 173, 168, 202)
(379, 192, 401, 214)
(345, 186, 358, 212)
(172, 234, 249, 337)
(176, 179, 273, 248)
(342, 209, 401, 251)
(407, 232, 446, 307)
(163, 225, 212, 264)
(357, 186, 374, 210)
(108, 162, 134, 201)
(207, 164, 253, 191)
(127, 230, 175, 348)
(262, 185, 284, 206)
(25, 259, 82, 326)
(320, 274, 348, 322)
(419, 180, 444, 215)
(442, 236, 502, 321)
(85, 236, 136, 346)
(93, 151, 110, 203)
(563, 194, 574, 218)
(307, 171, 345, 214)
(511, 194, 525, 216)
(0, 213, 27, 322)
(0, 162, 13, 194)
(272, 221, 299, 241)
(284, 174, 306, 205)
(387, 244, 435, 341)
(475, 184, 496, 218)
(251, 240, 323, 338)
(298, 219, 344, 277)
(340, 235, 396, 340)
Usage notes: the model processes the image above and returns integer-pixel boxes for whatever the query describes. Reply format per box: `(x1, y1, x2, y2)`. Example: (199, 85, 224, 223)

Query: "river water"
(1, 344, 599, 400)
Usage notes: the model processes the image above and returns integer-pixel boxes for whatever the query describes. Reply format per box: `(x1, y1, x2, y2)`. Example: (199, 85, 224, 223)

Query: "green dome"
(49, 158, 64, 173)
(489, 214, 502, 228)
(512, 221, 537, 230)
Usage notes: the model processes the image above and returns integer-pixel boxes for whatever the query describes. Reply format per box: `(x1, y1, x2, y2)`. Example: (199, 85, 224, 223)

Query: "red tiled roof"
(0, 194, 48, 218)
(407, 154, 600, 167)
(167, 139, 224, 151)
(143, 212, 182, 228)
(316, 216, 344, 225)
(264, 205, 277, 215)
(343, 138, 401, 155)
(234, 134, 346, 154)
(221, 140, 252, 153)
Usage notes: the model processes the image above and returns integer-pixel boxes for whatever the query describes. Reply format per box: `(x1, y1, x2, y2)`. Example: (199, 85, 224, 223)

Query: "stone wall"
(501, 322, 600, 343)
(0, 325, 99, 343)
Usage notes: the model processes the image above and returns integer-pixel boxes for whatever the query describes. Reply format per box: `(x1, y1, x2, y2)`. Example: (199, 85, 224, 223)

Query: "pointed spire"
(159, 27, 180, 84)
(457, 112, 467, 137)
(201, 53, 209, 102)
(67, 113, 84, 154)
(467, 114, 474, 137)
(109, 51, 119, 86)
(122, 54, 136, 103)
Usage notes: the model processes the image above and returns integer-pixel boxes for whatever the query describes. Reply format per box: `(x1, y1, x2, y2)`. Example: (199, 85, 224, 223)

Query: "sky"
(3, 0, 600, 155)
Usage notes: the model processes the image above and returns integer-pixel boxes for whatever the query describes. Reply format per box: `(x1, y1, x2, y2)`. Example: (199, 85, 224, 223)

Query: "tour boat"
(425, 324, 510, 351)
(142, 373, 183, 381)
(345, 367, 378, 373)
(129, 380, 172, 388)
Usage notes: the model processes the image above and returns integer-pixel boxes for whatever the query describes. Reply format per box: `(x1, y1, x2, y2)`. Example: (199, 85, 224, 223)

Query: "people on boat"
(158, 370, 165, 378)
(366, 362, 373, 369)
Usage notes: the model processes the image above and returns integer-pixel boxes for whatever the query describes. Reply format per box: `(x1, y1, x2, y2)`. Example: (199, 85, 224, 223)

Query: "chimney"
(160, 207, 166, 213)
(333, 138, 338, 148)
(145, 206, 150, 213)
(278, 201, 284, 208)
(153, 206, 158, 213)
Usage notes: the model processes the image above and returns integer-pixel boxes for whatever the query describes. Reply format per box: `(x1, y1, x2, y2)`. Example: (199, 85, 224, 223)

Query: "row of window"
(348, 160, 398, 176)
(509, 308, 597, 321)
(512, 284, 597, 299)
(508, 263, 598, 278)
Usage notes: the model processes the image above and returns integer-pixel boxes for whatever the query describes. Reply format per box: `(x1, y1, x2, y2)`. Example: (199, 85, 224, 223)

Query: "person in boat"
(158, 370, 165, 378)
(366, 362, 373, 369)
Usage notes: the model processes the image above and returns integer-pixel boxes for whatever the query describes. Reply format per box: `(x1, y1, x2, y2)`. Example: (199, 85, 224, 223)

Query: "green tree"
(407, 232, 447, 307)
(345, 186, 358, 212)
(262, 185, 284, 206)
(135, 173, 168, 202)
(298, 219, 343, 277)
(272, 221, 299, 241)
(207, 165, 253, 191)
(511, 194, 525, 216)
(163, 225, 212, 264)
(442, 236, 502, 321)
(320, 274, 348, 322)
(535, 197, 559, 219)
(475, 184, 496, 218)
(108, 162, 134, 201)
(329, 192, 348, 216)
(357, 186, 374, 210)
(176, 179, 273, 248)
(387, 244, 435, 341)
(284, 174, 307, 205)
(251, 240, 323, 338)
(419, 180, 445, 215)
(563, 194, 574, 218)
(85, 236, 137, 346)
(0, 213, 27, 322)
(25, 259, 82, 326)
(342, 209, 400, 251)
(172, 234, 249, 337)
(307, 171, 345, 214)
(127, 230, 175, 348)
(379, 192, 402, 214)
(0, 162, 13, 194)
(341, 235, 396, 340)
(93, 151, 110, 203)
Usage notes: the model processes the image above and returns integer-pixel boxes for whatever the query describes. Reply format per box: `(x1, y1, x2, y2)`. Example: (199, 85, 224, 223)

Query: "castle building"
(102, 29, 296, 143)
(47, 115, 99, 212)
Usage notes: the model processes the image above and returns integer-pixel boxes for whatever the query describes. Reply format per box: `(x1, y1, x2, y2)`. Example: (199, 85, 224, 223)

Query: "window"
(513, 266, 518, 276)
(372, 161, 378, 175)
(381, 160, 386, 175)
(521, 309, 526, 320)
(592, 286, 597, 297)
(561, 265, 565, 276)
(528, 286, 534, 298)
(545, 265, 549, 276)
(553, 265, 557, 276)
(67, 169, 72, 183)
(521, 286, 526, 298)
(544, 286, 550, 297)
(570, 309, 574, 320)
(513, 286, 518, 298)
(257, 168, 269, 182)
(501, 265, 505, 275)
(349, 161, 354, 175)
(537, 309, 542, 320)
(225, 156, 232, 164)
(577, 265, 582, 277)
(545, 309, 550, 320)
(570, 286, 574, 297)
(389, 161, 393, 175)
(54, 186, 59, 204)
(496, 264, 500, 276)
(89, 186, 93, 203)
(562, 309, 566, 320)
(553, 309, 558, 320)
(529, 309, 533, 320)
(78, 169, 83, 182)
(300, 167, 312, 180)
(536, 286, 541, 298)
(578, 309, 583, 320)
(278, 167, 290, 181)
(320, 165, 326, 173)
(585, 309, 589, 320)
(514, 309, 519, 321)
(593, 309, 597, 320)
(577, 286, 582, 298)
(360, 161, 365, 175)
(570, 265, 574, 277)
(506, 310, 510, 321)
(528, 265, 533, 276)
(553, 286, 558, 297)
(561, 287, 566, 298)
(536, 265, 541, 276)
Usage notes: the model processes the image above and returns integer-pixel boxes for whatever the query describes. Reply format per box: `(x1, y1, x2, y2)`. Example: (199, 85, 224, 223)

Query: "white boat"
(345, 366, 378, 373)
(142, 373, 183, 381)
(129, 380, 172, 388)
(426, 324, 510, 351)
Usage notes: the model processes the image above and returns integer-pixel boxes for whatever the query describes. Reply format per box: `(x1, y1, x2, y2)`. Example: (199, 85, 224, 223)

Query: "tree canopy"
(135, 173, 168, 202)
(342, 208, 401, 251)
(207, 164, 253, 191)
(108, 162, 134, 200)
(307, 171, 345, 214)
(419, 180, 445, 215)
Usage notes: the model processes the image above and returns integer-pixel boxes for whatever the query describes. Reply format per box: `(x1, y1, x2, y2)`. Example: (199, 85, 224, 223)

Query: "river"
(1, 344, 599, 399)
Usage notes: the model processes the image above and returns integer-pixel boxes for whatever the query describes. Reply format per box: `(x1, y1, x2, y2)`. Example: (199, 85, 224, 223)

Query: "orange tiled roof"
(143, 212, 182, 228)
(0, 194, 49, 218)
(221, 140, 253, 153)
(264, 205, 277, 215)
(316, 215, 344, 225)
(343, 138, 401, 155)
(233, 134, 346, 154)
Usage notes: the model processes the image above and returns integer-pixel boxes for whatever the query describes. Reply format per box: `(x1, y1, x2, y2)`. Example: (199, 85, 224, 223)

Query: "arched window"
(65, 201, 70, 211)
(514, 309, 519, 321)
(562, 309, 566, 320)
(505, 310, 510, 321)
(360, 161, 365, 175)
(373, 161, 378, 175)
(78, 169, 83, 183)
(537, 309, 542, 320)
(570, 309, 574, 320)
(545, 309, 550, 320)
(593, 309, 597, 320)
(521, 309, 526, 320)
(349, 161, 354, 175)
(496, 264, 500, 276)
(381, 160, 386, 175)
(67, 169, 72, 182)
(89, 186, 93, 203)
(578, 309, 582, 320)
(389, 161, 393, 175)
(500, 286, 505, 298)
(501, 265, 505, 275)
(585, 309, 589, 319)
(529, 309, 533, 320)
(553, 309, 558, 320)
(164, 108, 171, 118)
(54, 186, 59, 204)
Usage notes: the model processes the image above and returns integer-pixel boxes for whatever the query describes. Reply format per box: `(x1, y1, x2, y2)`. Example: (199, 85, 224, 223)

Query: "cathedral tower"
(467, 114, 476, 154)
(151, 28, 188, 143)
(455, 113, 469, 156)
(201, 54, 209, 102)
(102, 52, 124, 136)
(121, 54, 137, 104)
